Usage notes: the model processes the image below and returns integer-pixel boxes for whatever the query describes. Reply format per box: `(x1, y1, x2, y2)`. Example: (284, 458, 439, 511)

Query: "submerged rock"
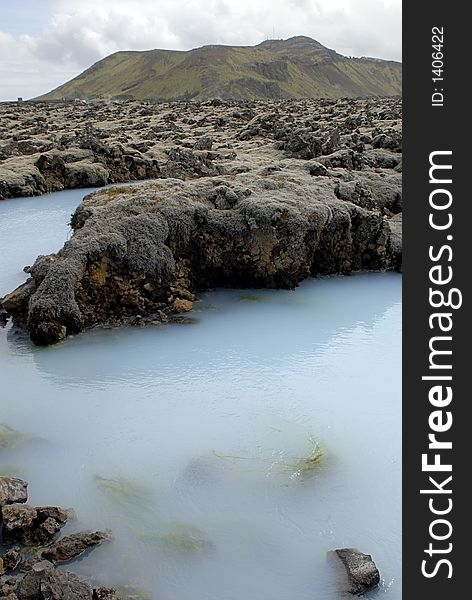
(329, 547, 380, 595)
(0, 478, 28, 507)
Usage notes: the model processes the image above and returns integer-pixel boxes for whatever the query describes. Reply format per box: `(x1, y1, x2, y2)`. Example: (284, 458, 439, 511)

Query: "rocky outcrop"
(329, 548, 381, 595)
(0, 97, 402, 345)
(0, 481, 122, 600)
(1, 166, 401, 345)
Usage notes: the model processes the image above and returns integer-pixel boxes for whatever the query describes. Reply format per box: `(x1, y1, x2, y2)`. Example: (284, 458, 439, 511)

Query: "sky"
(0, 0, 401, 101)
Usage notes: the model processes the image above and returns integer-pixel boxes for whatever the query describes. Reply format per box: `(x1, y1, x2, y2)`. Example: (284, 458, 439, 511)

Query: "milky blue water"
(0, 189, 402, 600)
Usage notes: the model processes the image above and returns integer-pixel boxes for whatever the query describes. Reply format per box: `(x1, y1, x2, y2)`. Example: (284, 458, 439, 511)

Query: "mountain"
(37, 36, 402, 102)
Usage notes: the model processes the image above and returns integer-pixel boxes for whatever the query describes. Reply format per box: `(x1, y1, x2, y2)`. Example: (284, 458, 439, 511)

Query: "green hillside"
(37, 36, 401, 101)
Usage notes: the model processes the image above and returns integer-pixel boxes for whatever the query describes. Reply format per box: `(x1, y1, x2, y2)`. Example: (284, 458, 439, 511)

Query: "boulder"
(1, 505, 72, 545)
(41, 530, 112, 563)
(329, 547, 380, 595)
(15, 568, 92, 600)
(0, 478, 28, 506)
(40, 569, 94, 600)
(193, 136, 213, 151)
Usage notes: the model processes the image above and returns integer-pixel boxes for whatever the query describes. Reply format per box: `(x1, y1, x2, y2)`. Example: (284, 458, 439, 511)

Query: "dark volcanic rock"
(1, 505, 72, 545)
(40, 568, 93, 600)
(1, 547, 22, 573)
(16, 567, 93, 600)
(193, 136, 213, 151)
(2, 169, 401, 346)
(0, 308, 8, 327)
(41, 530, 112, 563)
(0, 97, 402, 345)
(0, 478, 28, 507)
(330, 547, 381, 595)
(161, 147, 223, 179)
(92, 589, 119, 600)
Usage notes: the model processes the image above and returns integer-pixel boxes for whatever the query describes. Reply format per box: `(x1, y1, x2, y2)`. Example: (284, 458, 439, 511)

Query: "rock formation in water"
(329, 547, 381, 595)
(0, 476, 125, 600)
(0, 97, 402, 345)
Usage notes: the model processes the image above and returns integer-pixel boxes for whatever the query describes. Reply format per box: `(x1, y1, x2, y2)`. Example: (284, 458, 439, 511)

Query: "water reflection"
(3, 274, 401, 389)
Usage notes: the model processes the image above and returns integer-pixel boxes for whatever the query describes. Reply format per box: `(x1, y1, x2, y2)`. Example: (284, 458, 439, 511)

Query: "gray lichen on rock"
(2, 168, 401, 345)
(0, 97, 402, 345)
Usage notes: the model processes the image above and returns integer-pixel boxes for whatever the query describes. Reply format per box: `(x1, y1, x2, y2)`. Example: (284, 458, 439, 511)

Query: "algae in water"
(94, 474, 152, 505)
(0, 423, 28, 449)
(285, 438, 326, 481)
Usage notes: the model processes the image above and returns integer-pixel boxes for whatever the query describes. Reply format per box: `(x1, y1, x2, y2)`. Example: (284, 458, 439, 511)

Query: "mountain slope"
(37, 36, 402, 101)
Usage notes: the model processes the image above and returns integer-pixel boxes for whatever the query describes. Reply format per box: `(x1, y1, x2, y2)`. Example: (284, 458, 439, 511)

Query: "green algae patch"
(192, 302, 220, 313)
(159, 531, 211, 553)
(236, 294, 265, 303)
(125, 517, 213, 554)
(0, 424, 28, 449)
(0, 465, 25, 477)
(159, 522, 213, 553)
(22, 545, 42, 554)
(285, 439, 327, 481)
(117, 585, 152, 600)
(94, 474, 152, 505)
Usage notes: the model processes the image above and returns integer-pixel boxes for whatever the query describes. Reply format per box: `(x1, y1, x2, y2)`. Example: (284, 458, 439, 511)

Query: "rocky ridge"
(36, 36, 401, 102)
(0, 97, 402, 345)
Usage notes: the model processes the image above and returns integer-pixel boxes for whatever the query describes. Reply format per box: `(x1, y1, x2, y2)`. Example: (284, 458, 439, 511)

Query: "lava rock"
(193, 136, 213, 151)
(0, 547, 22, 573)
(41, 530, 112, 563)
(16, 568, 93, 600)
(92, 589, 119, 600)
(329, 547, 380, 595)
(1, 505, 72, 546)
(0, 478, 28, 506)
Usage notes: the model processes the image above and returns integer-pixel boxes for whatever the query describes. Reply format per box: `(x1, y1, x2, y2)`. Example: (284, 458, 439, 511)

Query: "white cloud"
(0, 0, 401, 101)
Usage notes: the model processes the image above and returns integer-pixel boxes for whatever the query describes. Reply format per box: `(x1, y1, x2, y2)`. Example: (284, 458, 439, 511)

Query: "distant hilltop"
(36, 36, 402, 102)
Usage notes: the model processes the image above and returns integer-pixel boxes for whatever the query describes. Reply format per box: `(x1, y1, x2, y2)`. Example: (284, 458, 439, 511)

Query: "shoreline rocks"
(0, 479, 120, 600)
